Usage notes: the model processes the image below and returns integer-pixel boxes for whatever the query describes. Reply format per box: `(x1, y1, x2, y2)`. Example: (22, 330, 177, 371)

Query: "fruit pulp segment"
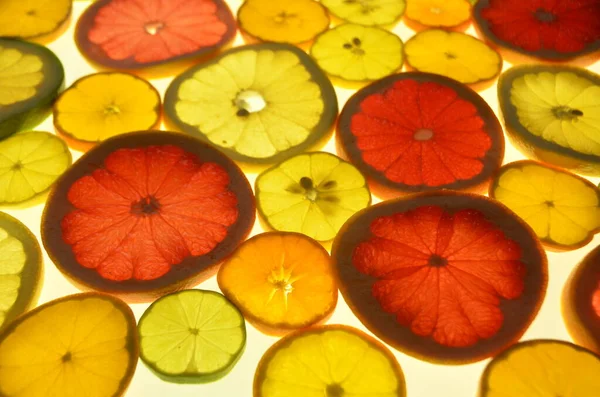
(0, 227, 25, 327)
(321, 0, 406, 26)
(0, 47, 43, 106)
(0, 0, 70, 38)
(406, 0, 470, 27)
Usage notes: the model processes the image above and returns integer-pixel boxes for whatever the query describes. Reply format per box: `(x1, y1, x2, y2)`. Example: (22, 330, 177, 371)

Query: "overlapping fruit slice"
(0, 0, 71, 39)
(310, 24, 404, 82)
(75, 0, 236, 69)
(562, 245, 600, 355)
(0, 131, 71, 204)
(0, 293, 138, 397)
(238, 0, 329, 44)
(0, 39, 64, 140)
(474, 0, 600, 61)
(54, 72, 161, 144)
(41, 131, 255, 301)
(490, 161, 600, 251)
(405, 0, 471, 28)
(499, 65, 600, 175)
(404, 30, 502, 85)
(218, 232, 337, 335)
(165, 43, 337, 164)
(254, 325, 406, 397)
(138, 289, 246, 383)
(0, 212, 41, 330)
(321, 0, 406, 26)
(337, 72, 504, 198)
(256, 152, 371, 242)
(332, 192, 548, 363)
(479, 340, 600, 396)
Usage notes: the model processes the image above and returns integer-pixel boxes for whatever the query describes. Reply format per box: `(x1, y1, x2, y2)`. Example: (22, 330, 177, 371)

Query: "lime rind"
(138, 289, 246, 383)
(321, 0, 406, 26)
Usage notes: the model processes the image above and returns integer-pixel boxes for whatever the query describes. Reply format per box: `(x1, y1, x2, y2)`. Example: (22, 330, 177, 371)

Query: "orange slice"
(405, 0, 471, 28)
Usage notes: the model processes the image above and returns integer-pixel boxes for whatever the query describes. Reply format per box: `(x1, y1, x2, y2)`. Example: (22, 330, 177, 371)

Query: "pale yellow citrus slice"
(321, 0, 406, 26)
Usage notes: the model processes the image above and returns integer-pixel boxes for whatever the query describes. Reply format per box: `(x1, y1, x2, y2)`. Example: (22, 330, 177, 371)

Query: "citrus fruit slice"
(0, 39, 64, 140)
(0, 292, 138, 397)
(321, 0, 407, 26)
(332, 191, 548, 363)
(405, 0, 471, 28)
(218, 232, 337, 335)
(474, 0, 600, 61)
(54, 72, 161, 144)
(138, 289, 245, 383)
(0, 212, 42, 330)
(75, 0, 236, 70)
(256, 152, 371, 242)
(337, 72, 504, 199)
(42, 131, 255, 301)
(310, 24, 404, 83)
(490, 160, 600, 251)
(0, 131, 71, 204)
(404, 30, 502, 85)
(0, 0, 71, 40)
(499, 65, 600, 176)
(479, 340, 600, 396)
(164, 43, 338, 165)
(238, 0, 329, 45)
(562, 245, 600, 355)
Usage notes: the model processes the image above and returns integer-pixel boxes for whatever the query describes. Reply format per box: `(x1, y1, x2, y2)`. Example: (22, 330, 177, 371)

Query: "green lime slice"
(256, 152, 371, 241)
(0, 131, 71, 204)
(138, 289, 246, 383)
(0, 211, 42, 330)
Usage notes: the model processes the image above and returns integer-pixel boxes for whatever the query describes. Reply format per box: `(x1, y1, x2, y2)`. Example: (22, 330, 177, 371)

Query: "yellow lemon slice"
(405, 0, 471, 28)
(321, 0, 407, 26)
(0, 0, 71, 39)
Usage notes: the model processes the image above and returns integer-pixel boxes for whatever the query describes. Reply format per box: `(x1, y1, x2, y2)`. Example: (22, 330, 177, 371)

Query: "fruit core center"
(326, 384, 345, 397)
(26, 10, 36, 16)
(300, 177, 319, 201)
(552, 106, 583, 121)
(104, 104, 121, 115)
(189, 328, 199, 335)
(444, 52, 457, 59)
(268, 271, 294, 295)
(62, 352, 72, 363)
(11, 161, 22, 171)
(414, 128, 434, 141)
(131, 196, 161, 216)
(235, 90, 266, 116)
(545, 200, 555, 208)
(428, 254, 448, 267)
(344, 0, 378, 14)
(145, 21, 165, 35)
(534, 8, 557, 23)
(430, 7, 443, 15)
(343, 37, 365, 55)
(274, 11, 297, 24)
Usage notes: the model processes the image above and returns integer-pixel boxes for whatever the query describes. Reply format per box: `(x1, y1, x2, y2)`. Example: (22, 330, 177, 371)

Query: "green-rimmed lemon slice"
(0, 212, 41, 330)
(321, 0, 406, 26)
(256, 152, 371, 241)
(0, 131, 71, 204)
(164, 43, 337, 164)
(254, 325, 406, 397)
(311, 24, 403, 82)
(138, 289, 246, 383)
(0, 39, 64, 140)
(0, 0, 71, 39)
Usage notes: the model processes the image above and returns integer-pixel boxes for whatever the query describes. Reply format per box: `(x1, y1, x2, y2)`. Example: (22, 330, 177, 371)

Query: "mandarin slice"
(0, 0, 71, 40)
(404, 0, 471, 28)
(321, 0, 406, 26)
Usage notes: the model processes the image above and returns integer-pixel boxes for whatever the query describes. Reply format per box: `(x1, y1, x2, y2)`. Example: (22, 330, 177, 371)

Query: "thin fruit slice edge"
(321, 0, 407, 26)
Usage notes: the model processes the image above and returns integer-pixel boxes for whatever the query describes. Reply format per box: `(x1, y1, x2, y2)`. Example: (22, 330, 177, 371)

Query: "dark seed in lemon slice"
(75, 0, 236, 70)
(164, 43, 338, 165)
(0, 211, 42, 331)
(0, 39, 64, 140)
(254, 325, 406, 397)
(332, 191, 548, 364)
(42, 131, 255, 302)
(337, 72, 504, 199)
(499, 65, 600, 176)
(0, 292, 138, 397)
(0, 0, 71, 40)
(563, 245, 600, 355)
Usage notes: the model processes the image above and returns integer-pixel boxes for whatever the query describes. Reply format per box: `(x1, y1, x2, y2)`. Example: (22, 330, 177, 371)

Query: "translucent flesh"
(0, 0, 70, 38)
(405, 0, 470, 27)
(0, 227, 25, 327)
(321, 0, 406, 26)
(0, 47, 43, 106)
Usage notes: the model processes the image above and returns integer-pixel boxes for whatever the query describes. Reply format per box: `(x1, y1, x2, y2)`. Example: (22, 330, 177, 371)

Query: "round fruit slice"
(41, 131, 255, 301)
(75, 0, 236, 70)
(0, 131, 71, 204)
(0, 212, 42, 330)
(54, 72, 161, 144)
(405, 0, 471, 28)
(217, 232, 337, 335)
(562, 245, 600, 355)
(404, 30, 502, 85)
(332, 191, 548, 363)
(490, 160, 600, 251)
(165, 43, 338, 165)
(337, 72, 504, 199)
(0, 39, 64, 140)
(238, 0, 329, 45)
(0, 0, 71, 40)
(474, 0, 600, 61)
(479, 340, 600, 396)
(310, 24, 404, 82)
(138, 289, 245, 383)
(254, 325, 406, 397)
(256, 152, 371, 242)
(0, 292, 138, 397)
(499, 65, 600, 176)
(321, 0, 406, 26)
